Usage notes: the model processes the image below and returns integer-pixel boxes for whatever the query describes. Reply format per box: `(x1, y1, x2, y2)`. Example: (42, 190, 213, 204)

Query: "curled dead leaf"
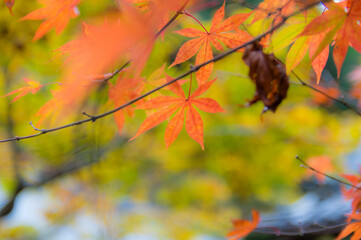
(242, 42, 289, 113)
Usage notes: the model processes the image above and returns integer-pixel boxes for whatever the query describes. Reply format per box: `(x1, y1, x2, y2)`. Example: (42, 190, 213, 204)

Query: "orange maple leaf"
(36, 89, 63, 126)
(20, 0, 80, 41)
(125, 0, 190, 36)
(311, 85, 340, 105)
(226, 209, 260, 240)
(130, 79, 225, 149)
(337, 213, 361, 240)
(40, 6, 156, 123)
(4, 0, 15, 15)
(341, 170, 361, 214)
(2, 78, 44, 103)
(300, 1, 361, 77)
(108, 74, 144, 135)
(304, 155, 335, 184)
(170, 1, 251, 85)
(251, 0, 297, 25)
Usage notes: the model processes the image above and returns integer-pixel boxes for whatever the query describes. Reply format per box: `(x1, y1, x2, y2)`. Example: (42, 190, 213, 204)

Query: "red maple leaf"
(170, 1, 251, 85)
(20, 0, 81, 41)
(226, 209, 260, 240)
(130, 79, 225, 149)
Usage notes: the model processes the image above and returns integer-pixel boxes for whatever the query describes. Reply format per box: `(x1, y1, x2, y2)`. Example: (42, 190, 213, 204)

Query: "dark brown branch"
(0, 136, 118, 217)
(0, 180, 26, 217)
(296, 155, 361, 190)
(0, 1, 326, 144)
(0, 159, 99, 217)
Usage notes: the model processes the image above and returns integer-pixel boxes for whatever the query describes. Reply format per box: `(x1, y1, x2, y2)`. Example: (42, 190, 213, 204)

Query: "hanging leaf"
(242, 42, 289, 112)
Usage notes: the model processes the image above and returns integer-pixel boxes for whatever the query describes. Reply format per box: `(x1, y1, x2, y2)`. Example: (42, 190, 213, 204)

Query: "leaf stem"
(182, 9, 209, 34)
(187, 74, 193, 100)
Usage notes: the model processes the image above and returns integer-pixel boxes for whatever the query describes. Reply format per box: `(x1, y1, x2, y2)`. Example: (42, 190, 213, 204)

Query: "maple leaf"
(337, 213, 361, 240)
(341, 170, 361, 214)
(286, 31, 329, 83)
(40, 6, 156, 123)
(251, 0, 297, 25)
(4, 0, 15, 15)
(170, 1, 251, 85)
(226, 209, 260, 240)
(108, 73, 144, 135)
(124, 0, 190, 36)
(300, 1, 361, 77)
(311, 85, 340, 105)
(304, 155, 335, 184)
(36, 89, 63, 126)
(2, 78, 44, 103)
(20, 0, 81, 41)
(242, 42, 289, 112)
(130, 79, 225, 149)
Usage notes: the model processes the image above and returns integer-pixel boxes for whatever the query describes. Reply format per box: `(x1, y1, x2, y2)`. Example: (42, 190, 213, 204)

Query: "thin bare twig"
(296, 155, 361, 190)
(253, 220, 357, 236)
(292, 72, 361, 116)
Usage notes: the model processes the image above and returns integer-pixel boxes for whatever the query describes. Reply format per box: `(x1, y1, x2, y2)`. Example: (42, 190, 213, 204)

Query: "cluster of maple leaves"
(3, 0, 361, 239)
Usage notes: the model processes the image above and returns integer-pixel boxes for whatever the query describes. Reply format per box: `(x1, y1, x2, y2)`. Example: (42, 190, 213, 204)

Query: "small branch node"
(82, 112, 97, 122)
(29, 121, 45, 132)
(15, 136, 20, 141)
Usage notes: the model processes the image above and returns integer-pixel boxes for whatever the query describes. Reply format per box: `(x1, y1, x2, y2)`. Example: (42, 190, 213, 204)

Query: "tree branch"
(0, 1, 326, 144)
(253, 221, 355, 236)
(292, 72, 361, 116)
(0, 136, 121, 217)
(296, 155, 361, 190)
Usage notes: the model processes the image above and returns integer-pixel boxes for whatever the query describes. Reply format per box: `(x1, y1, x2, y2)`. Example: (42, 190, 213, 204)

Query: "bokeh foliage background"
(0, 0, 360, 239)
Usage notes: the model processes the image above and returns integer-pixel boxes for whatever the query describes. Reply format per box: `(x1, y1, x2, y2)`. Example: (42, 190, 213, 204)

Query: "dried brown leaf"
(242, 42, 289, 112)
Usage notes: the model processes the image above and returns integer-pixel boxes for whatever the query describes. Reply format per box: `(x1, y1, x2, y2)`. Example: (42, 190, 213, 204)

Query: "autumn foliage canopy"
(2, 0, 361, 239)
